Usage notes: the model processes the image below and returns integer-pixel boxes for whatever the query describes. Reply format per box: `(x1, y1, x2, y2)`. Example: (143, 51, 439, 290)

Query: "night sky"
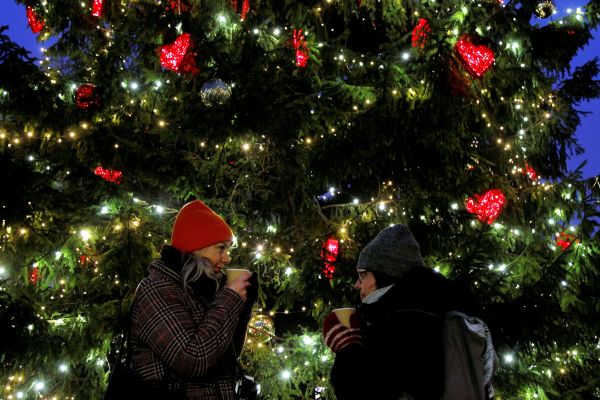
(1, 0, 598, 178)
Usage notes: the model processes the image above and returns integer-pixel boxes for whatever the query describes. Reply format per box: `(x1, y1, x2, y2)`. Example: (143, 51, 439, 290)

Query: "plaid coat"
(130, 259, 245, 399)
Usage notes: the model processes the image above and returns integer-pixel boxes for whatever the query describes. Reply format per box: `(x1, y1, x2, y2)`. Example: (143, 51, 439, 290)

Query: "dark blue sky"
(1, 1, 598, 178)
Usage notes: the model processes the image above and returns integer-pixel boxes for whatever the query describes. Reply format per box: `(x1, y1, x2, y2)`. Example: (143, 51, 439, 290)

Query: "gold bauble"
(534, 0, 556, 19)
(247, 314, 275, 344)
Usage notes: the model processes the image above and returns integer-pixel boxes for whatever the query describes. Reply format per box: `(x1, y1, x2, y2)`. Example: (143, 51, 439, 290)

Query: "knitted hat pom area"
(170, 200, 233, 254)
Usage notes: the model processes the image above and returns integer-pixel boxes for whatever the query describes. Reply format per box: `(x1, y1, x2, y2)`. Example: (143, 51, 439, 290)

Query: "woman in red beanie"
(129, 200, 257, 399)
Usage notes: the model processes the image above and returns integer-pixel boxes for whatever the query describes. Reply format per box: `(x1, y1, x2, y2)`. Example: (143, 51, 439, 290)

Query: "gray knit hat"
(357, 224, 426, 279)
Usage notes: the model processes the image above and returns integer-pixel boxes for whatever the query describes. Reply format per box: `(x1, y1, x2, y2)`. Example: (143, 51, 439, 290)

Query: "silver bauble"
(200, 79, 232, 106)
(534, 0, 556, 19)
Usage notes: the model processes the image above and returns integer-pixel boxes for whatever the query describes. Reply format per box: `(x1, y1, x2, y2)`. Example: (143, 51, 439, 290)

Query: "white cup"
(333, 307, 356, 328)
(226, 268, 251, 285)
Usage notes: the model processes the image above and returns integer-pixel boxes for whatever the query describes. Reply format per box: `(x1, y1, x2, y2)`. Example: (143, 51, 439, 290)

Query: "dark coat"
(331, 267, 473, 400)
(130, 247, 253, 399)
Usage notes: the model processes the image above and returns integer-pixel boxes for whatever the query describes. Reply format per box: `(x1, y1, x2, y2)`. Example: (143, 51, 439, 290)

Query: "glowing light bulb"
(281, 370, 291, 380)
(80, 229, 91, 241)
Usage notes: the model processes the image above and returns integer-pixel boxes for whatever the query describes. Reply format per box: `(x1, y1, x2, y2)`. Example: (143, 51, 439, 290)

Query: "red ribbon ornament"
(524, 163, 538, 181)
(455, 35, 495, 78)
(321, 237, 339, 280)
(556, 232, 576, 251)
(29, 266, 39, 285)
(167, 0, 190, 13)
(92, 0, 105, 17)
(26, 6, 45, 34)
(293, 29, 309, 68)
(158, 33, 199, 75)
(465, 189, 506, 224)
(231, 0, 250, 20)
(412, 18, 430, 49)
(94, 166, 123, 184)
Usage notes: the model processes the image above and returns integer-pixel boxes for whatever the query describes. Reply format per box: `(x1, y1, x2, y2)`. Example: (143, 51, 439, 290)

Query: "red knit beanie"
(171, 200, 233, 253)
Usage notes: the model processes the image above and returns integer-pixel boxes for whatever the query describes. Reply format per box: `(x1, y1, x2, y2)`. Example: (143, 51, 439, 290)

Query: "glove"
(242, 273, 259, 315)
(323, 311, 362, 353)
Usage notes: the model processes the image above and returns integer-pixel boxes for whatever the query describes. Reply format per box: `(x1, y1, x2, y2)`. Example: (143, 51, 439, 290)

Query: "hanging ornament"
(91, 0, 105, 17)
(158, 33, 199, 75)
(534, 0, 556, 19)
(74, 83, 101, 110)
(455, 35, 495, 78)
(94, 166, 123, 184)
(247, 314, 275, 344)
(231, 0, 250, 20)
(167, 0, 190, 14)
(524, 162, 538, 181)
(29, 265, 39, 286)
(200, 79, 232, 107)
(411, 18, 430, 49)
(465, 189, 506, 224)
(26, 6, 45, 34)
(556, 231, 579, 251)
(293, 29, 309, 68)
(555, 232, 577, 251)
(321, 237, 339, 280)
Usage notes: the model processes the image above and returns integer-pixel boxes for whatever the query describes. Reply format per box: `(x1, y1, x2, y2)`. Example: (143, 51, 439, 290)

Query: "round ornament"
(534, 0, 556, 19)
(200, 79, 232, 107)
(247, 314, 275, 344)
(75, 84, 101, 110)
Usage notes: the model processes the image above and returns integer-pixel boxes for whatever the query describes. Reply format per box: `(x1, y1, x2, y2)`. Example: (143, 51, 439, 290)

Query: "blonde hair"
(181, 251, 223, 295)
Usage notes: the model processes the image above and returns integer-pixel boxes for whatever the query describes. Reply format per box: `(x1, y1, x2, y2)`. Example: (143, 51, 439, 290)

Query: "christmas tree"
(1, 0, 600, 398)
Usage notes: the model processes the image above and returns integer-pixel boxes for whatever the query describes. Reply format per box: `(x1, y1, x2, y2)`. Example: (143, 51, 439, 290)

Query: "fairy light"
(79, 229, 91, 241)
(280, 370, 291, 380)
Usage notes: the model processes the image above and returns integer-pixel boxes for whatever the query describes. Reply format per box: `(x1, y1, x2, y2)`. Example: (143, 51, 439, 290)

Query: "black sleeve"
(330, 344, 369, 400)
(232, 274, 259, 357)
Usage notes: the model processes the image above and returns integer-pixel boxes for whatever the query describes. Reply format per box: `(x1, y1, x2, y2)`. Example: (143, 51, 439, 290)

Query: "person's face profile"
(196, 241, 232, 275)
(354, 269, 377, 301)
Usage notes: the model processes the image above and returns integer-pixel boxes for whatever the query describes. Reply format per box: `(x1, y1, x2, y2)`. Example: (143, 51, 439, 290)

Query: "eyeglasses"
(357, 270, 369, 283)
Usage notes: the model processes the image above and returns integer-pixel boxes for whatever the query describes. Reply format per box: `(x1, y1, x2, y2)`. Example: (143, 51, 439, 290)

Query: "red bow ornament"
(412, 18, 430, 49)
(94, 166, 123, 184)
(293, 29, 309, 68)
(556, 232, 577, 251)
(465, 189, 506, 224)
(524, 162, 538, 181)
(321, 237, 339, 280)
(158, 33, 199, 75)
(92, 0, 105, 17)
(26, 6, 45, 34)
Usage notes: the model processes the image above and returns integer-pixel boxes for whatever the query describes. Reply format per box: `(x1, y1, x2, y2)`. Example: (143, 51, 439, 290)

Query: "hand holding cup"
(323, 307, 361, 353)
(225, 268, 252, 301)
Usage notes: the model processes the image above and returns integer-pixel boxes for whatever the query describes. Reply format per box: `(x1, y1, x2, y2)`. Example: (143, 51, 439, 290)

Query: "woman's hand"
(226, 272, 252, 301)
